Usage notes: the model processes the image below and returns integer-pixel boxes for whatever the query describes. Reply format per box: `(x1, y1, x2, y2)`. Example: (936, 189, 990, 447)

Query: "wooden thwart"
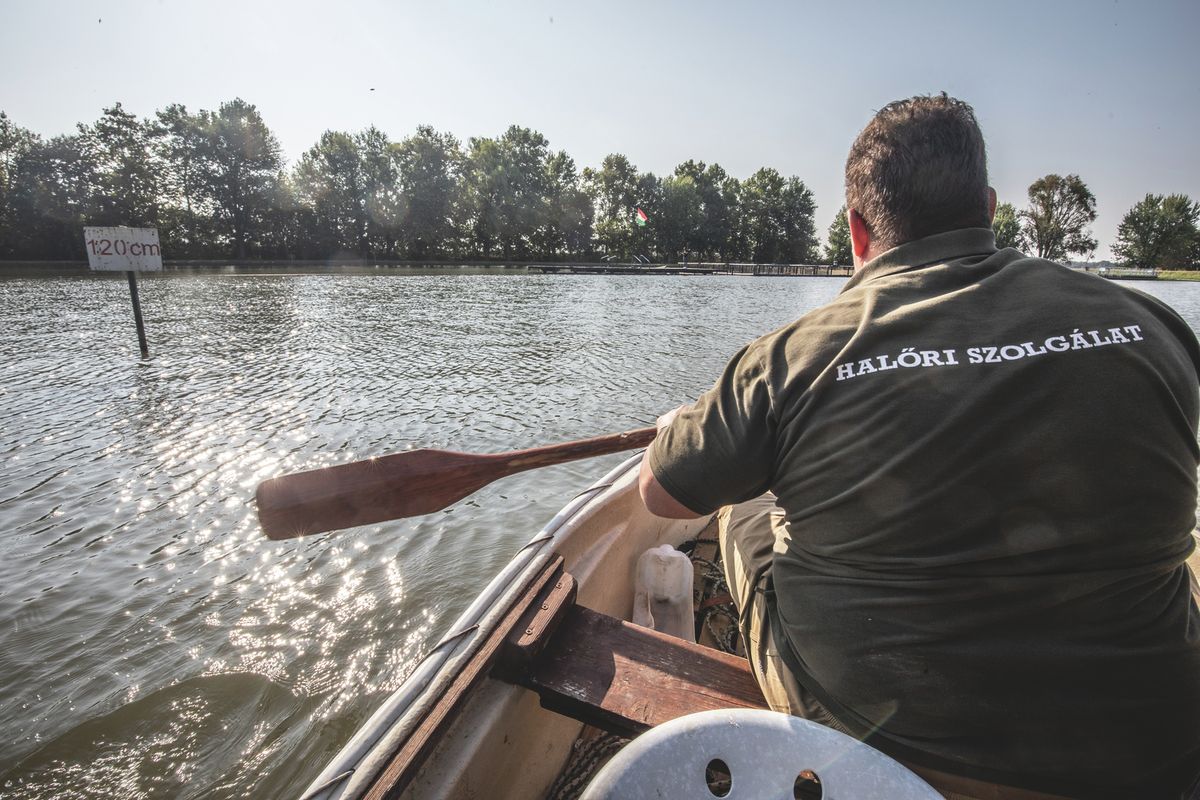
(494, 564, 768, 738)
(507, 603, 768, 737)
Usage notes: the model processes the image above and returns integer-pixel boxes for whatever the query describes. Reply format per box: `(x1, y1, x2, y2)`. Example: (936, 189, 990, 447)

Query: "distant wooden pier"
(1095, 267, 1158, 281)
(529, 262, 853, 277)
(530, 263, 718, 275)
(719, 262, 853, 277)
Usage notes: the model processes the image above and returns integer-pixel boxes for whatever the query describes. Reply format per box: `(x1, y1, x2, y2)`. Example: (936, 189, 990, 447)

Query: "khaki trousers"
(717, 494, 1200, 800)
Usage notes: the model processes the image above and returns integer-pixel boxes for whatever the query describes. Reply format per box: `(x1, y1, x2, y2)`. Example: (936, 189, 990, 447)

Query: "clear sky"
(3, 0, 1198, 259)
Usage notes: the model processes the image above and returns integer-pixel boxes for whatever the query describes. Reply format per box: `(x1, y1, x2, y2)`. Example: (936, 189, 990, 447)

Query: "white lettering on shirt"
(832, 323, 1148, 382)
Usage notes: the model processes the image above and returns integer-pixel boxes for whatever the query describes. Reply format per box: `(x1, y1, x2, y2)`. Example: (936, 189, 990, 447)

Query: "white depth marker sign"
(83, 226, 163, 271)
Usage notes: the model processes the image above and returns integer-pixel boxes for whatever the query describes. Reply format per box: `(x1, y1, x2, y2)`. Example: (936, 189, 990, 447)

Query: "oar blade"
(256, 449, 494, 540)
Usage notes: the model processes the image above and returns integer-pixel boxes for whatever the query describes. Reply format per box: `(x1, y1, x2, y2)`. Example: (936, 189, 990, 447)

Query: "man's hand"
(639, 403, 705, 519)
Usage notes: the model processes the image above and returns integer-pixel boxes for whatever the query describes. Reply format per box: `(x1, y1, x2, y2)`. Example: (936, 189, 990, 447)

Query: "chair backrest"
(581, 708, 942, 800)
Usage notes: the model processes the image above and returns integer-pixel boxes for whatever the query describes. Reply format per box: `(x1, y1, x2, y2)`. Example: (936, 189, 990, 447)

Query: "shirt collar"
(841, 227, 998, 292)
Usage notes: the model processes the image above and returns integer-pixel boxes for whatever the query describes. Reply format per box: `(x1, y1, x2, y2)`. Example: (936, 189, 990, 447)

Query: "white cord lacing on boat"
(430, 623, 480, 651)
(298, 770, 356, 800)
(571, 483, 613, 501)
(517, 532, 555, 552)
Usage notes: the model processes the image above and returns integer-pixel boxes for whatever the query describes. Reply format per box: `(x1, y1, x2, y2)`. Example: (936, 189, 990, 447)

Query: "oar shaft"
(496, 426, 658, 474)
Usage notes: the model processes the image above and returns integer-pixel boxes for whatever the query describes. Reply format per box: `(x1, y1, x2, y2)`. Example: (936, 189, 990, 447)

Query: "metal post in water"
(126, 270, 149, 356)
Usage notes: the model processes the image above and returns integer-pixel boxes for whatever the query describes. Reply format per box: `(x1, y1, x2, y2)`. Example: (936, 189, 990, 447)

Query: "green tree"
(673, 160, 739, 259)
(1112, 194, 1200, 270)
(258, 174, 307, 259)
(394, 125, 462, 259)
(656, 174, 703, 261)
(739, 168, 783, 262)
(460, 136, 504, 258)
(293, 130, 368, 257)
(824, 206, 852, 265)
(0, 112, 40, 258)
(195, 99, 283, 258)
(739, 168, 818, 263)
(79, 103, 163, 228)
(779, 178, 818, 263)
(154, 104, 211, 257)
(623, 171, 661, 260)
(354, 127, 404, 258)
(722, 178, 749, 261)
(461, 126, 553, 259)
(1020, 174, 1097, 261)
(991, 202, 1021, 250)
(583, 153, 640, 258)
(536, 150, 592, 259)
(6, 134, 93, 259)
(499, 126, 553, 259)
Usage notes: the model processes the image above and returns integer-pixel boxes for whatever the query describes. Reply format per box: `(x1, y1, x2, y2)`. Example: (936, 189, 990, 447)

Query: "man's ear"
(987, 187, 997, 223)
(848, 208, 871, 266)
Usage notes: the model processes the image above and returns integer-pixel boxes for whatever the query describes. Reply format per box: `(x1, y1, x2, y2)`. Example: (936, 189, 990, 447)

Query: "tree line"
(2, 100, 1195, 269)
(988, 177, 1197, 270)
(0, 100, 820, 264)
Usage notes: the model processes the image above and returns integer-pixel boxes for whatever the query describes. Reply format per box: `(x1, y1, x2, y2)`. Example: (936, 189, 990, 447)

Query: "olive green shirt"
(648, 228, 1200, 796)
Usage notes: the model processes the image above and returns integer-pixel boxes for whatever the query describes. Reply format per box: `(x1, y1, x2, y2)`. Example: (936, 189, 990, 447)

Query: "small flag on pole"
(635, 207, 648, 227)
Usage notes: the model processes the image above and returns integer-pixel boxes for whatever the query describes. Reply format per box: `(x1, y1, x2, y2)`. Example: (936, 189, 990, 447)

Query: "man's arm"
(638, 459, 705, 518)
(638, 405, 706, 519)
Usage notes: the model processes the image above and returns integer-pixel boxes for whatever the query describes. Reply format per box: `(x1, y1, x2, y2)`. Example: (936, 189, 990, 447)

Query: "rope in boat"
(545, 732, 630, 800)
(677, 532, 741, 655)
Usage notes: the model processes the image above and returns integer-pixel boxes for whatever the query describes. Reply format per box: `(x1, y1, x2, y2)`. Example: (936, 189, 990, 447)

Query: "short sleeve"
(646, 342, 776, 514)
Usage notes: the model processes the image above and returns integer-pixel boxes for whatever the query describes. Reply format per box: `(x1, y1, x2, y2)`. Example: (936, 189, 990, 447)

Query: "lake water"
(1, 268, 1198, 799)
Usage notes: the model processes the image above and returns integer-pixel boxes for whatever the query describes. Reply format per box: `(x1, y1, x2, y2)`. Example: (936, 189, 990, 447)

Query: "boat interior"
(302, 453, 767, 800)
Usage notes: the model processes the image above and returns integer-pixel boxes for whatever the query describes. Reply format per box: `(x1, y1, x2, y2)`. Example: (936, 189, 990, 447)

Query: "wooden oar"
(256, 426, 658, 540)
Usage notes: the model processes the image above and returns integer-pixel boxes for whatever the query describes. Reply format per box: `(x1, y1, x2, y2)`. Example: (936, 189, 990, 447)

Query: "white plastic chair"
(581, 708, 942, 800)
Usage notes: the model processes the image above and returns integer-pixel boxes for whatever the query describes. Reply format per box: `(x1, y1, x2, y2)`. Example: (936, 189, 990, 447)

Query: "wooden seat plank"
(512, 603, 768, 738)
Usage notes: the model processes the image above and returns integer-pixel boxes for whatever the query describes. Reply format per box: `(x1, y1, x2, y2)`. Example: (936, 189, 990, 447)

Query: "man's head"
(845, 93, 994, 266)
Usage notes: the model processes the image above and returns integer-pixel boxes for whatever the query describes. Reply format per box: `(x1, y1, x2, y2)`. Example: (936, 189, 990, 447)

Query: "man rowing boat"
(639, 94, 1200, 799)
